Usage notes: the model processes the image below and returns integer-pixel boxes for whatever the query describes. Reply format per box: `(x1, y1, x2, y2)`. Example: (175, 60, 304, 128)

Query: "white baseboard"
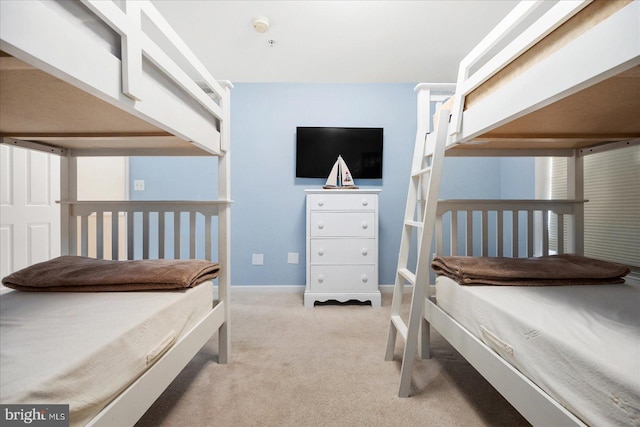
(379, 284, 397, 294)
(215, 285, 398, 294)
(226, 285, 305, 293)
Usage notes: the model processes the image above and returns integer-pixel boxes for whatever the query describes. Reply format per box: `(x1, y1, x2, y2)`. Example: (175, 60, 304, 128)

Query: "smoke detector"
(252, 17, 270, 33)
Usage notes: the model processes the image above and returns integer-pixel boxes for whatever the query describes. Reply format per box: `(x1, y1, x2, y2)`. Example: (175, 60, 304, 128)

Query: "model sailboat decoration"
(323, 155, 359, 189)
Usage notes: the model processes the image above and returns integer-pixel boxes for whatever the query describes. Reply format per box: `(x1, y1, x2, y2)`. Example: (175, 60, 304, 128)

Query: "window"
(546, 143, 639, 280)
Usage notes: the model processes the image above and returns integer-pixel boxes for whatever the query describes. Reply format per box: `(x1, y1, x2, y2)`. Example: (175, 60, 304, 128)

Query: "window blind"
(551, 145, 640, 274)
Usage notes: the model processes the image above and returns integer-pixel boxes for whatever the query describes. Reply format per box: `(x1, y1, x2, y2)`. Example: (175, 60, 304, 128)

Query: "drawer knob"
(361, 275, 368, 283)
(317, 199, 324, 207)
(318, 222, 325, 230)
(361, 222, 368, 229)
(318, 248, 324, 256)
(317, 274, 325, 283)
(361, 248, 368, 256)
(362, 199, 368, 206)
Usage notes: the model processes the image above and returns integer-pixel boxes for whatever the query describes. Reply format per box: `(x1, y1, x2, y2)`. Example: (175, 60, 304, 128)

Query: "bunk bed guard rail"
(82, 0, 229, 150)
(60, 200, 229, 261)
(448, 0, 593, 141)
(435, 199, 586, 258)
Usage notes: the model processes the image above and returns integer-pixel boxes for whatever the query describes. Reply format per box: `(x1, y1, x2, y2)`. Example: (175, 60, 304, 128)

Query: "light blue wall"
(130, 83, 535, 286)
(129, 157, 218, 200)
(500, 157, 535, 198)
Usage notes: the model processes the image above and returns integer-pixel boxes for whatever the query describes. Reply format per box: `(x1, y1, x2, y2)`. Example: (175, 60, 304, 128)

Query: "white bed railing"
(81, 0, 226, 123)
(60, 201, 230, 262)
(435, 199, 586, 258)
(0, 0, 229, 154)
(81, 0, 230, 153)
(449, 0, 591, 140)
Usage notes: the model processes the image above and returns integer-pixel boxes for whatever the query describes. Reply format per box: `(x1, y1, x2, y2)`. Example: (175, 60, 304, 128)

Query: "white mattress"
(435, 276, 640, 427)
(0, 283, 213, 426)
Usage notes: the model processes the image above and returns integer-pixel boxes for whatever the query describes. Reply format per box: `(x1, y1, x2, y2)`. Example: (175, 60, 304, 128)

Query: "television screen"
(295, 127, 383, 179)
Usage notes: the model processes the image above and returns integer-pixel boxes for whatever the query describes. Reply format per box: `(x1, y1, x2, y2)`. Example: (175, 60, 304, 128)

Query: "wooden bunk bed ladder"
(384, 106, 450, 398)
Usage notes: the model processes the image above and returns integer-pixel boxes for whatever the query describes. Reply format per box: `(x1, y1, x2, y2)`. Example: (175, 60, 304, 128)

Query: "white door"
(1, 144, 60, 278)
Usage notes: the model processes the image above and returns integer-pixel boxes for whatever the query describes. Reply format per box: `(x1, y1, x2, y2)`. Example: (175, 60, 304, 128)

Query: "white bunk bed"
(386, 1, 639, 426)
(0, 1, 231, 426)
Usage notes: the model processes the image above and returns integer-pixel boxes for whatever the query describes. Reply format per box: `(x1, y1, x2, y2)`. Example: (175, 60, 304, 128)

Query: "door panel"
(0, 145, 60, 277)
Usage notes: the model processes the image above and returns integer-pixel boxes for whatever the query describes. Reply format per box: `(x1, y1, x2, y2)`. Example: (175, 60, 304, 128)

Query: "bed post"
(217, 81, 233, 364)
(566, 150, 584, 255)
(59, 152, 78, 256)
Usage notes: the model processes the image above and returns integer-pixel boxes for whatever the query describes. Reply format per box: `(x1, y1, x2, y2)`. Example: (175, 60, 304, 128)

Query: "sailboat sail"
(324, 158, 340, 188)
(323, 155, 358, 189)
(339, 156, 355, 186)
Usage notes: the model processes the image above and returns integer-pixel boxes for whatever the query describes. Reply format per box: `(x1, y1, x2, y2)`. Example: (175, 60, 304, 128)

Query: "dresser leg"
(304, 293, 315, 308)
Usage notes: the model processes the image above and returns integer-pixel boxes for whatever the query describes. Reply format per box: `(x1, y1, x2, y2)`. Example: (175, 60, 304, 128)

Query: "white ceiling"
(151, 0, 519, 84)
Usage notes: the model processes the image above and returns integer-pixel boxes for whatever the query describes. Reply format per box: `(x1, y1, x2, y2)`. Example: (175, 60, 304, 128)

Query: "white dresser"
(304, 189, 381, 308)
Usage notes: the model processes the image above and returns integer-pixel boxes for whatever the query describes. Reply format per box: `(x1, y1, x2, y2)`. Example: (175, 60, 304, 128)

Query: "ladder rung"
(398, 268, 416, 285)
(404, 220, 423, 229)
(412, 165, 431, 177)
(391, 315, 408, 341)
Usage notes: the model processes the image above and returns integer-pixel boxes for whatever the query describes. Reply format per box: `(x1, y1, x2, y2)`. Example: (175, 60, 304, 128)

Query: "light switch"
(133, 180, 145, 191)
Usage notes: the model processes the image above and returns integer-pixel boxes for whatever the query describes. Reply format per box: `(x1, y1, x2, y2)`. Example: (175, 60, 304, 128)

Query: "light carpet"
(136, 290, 530, 427)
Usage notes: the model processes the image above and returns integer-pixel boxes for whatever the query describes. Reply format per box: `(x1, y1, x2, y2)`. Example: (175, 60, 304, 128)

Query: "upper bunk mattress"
(435, 275, 640, 426)
(0, 282, 214, 426)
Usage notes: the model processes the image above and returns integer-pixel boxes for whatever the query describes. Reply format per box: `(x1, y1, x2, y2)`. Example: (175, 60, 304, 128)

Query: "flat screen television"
(295, 127, 383, 179)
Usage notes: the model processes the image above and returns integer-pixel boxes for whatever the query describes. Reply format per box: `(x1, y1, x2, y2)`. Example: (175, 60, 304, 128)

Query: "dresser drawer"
(309, 265, 378, 292)
(310, 238, 376, 264)
(310, 212, 375, 237)
(307, 193, 377, 211)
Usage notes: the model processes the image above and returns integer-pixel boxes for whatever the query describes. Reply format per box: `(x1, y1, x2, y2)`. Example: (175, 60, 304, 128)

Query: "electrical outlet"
(287, 252, 299, 264)
(252, 254, 264, 265)
(133, 180, 145, 191)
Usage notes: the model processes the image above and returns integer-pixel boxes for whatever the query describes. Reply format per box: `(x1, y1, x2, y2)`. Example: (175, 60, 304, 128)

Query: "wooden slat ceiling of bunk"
(455, 65, 640, 151)
(0, 53, 208, 155)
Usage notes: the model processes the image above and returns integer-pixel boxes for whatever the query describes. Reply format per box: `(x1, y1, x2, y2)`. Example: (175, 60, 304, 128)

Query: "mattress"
(435, 275, 640, 427)
(0, 282, 214, 426)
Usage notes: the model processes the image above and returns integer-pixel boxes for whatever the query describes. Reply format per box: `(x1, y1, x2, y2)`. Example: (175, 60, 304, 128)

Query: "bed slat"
(173, 212, 181, 259)
(451, 211, 459, 256)
(527, 210, 534, 257)
(204, 215, 212, 262)
(542, 213, 549, 256)
(96, 211, 104, 259)
(497, 211, 504, 257)
(189, 211, 196, 258)
(111, 211, 119, 260)
(141, 212, 149, 259)
(158, 212, 165, 259)
(557, 214, 565, 254)
(466, 210, 473, 255)
(512, 211, 519, 257)
(127, 212, 135, 260)
(80, 215, 89, 257)
(481, 210, 489, 256)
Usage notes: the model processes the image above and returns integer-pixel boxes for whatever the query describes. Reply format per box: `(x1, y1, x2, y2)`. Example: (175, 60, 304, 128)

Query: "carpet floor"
(136, 290, 530, 427)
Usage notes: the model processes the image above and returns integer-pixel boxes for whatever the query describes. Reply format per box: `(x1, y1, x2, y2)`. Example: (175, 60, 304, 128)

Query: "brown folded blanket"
(431, 254, 630, 286)
(1, 256, 220, 292)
